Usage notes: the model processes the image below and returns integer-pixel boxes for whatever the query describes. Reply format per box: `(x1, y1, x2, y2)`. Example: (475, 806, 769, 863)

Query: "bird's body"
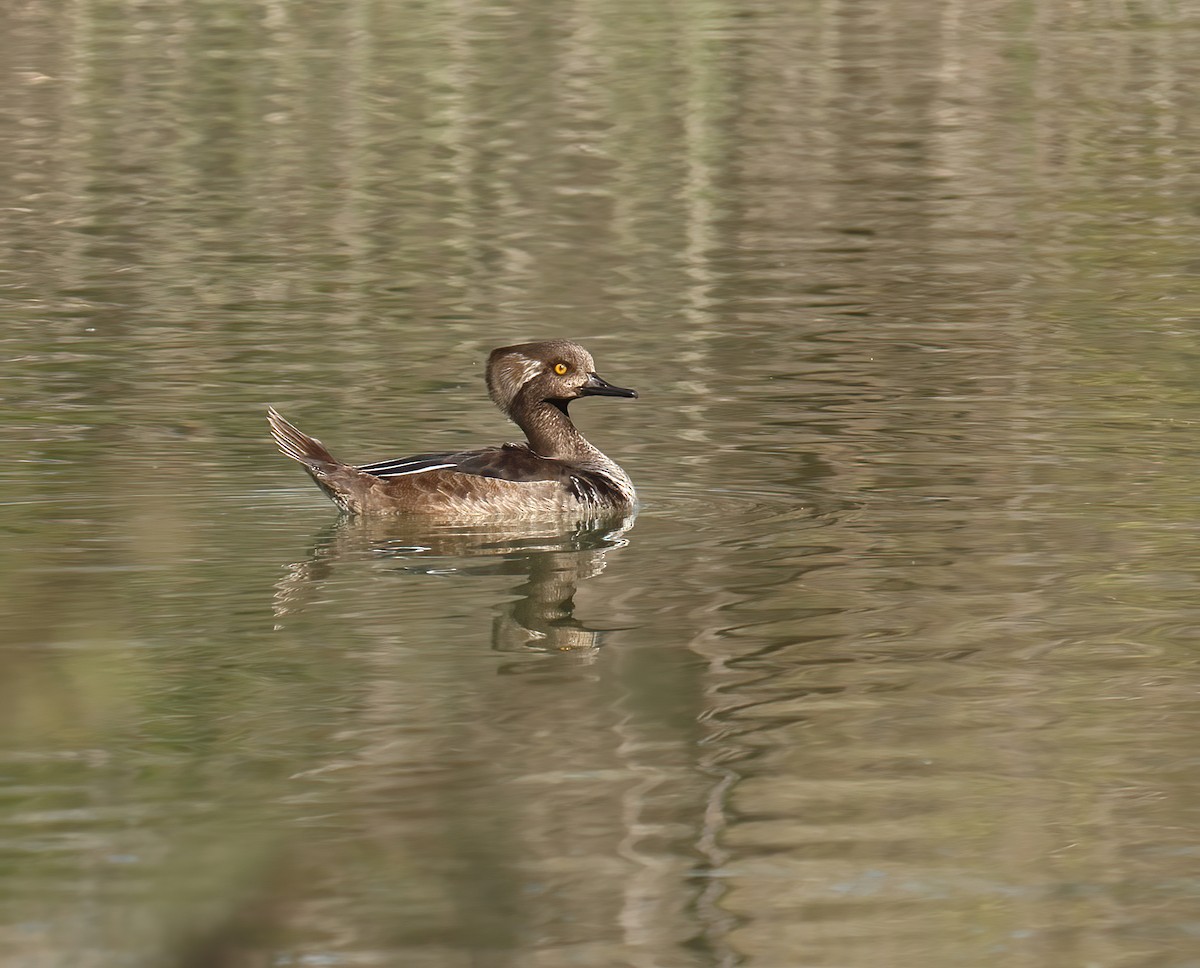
(268, 340, 637, 520)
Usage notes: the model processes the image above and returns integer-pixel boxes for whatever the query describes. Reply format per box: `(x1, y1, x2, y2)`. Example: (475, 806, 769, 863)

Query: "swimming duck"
(268, 340, 638, 519)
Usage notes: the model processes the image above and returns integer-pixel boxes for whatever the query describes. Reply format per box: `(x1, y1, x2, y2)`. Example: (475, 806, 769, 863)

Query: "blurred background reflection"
(3, 0, 1200, 965)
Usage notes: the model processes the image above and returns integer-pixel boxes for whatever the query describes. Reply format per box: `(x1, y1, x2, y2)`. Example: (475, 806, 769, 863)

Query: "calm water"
(4, 1, 1200, 965)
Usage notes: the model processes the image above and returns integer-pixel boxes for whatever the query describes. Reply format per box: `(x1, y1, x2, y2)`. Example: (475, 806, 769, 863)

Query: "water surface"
(3, 1, 1200, 966)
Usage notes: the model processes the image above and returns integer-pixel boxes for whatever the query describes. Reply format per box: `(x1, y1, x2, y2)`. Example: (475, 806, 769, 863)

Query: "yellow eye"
(553, 362, 569, 375)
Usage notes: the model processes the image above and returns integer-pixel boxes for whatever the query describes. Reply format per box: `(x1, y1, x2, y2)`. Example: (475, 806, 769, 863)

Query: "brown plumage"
(268, 340, 638, 520)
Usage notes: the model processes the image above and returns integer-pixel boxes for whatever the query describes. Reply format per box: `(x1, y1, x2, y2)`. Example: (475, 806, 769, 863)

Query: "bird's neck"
(513, 399, 598, 462)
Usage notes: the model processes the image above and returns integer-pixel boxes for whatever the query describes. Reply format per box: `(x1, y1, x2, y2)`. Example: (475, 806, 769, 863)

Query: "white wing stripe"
(373, 462, 457, 478)
(361, 454, 456, 473)
(361, 457, 431, 472)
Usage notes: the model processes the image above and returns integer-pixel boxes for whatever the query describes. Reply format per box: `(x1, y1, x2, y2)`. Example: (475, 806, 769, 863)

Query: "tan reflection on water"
(3, 0, 1200, 965)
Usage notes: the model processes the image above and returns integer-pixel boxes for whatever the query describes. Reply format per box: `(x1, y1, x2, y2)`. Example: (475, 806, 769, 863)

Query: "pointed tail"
(267, 406, 337, 470)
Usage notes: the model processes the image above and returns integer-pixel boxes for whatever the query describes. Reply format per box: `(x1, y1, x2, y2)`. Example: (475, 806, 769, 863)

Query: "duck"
(268, 340, 638, 519)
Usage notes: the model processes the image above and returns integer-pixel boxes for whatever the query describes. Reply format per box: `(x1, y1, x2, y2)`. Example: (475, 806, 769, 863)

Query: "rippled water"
(4, 1, 1200, 965)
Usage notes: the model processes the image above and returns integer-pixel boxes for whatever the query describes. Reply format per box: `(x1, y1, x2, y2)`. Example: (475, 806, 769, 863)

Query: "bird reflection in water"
(273, 513, 635, 661)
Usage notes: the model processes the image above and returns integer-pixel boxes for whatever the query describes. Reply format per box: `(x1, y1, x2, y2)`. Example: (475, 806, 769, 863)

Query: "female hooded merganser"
(268, 340, 638, 519)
